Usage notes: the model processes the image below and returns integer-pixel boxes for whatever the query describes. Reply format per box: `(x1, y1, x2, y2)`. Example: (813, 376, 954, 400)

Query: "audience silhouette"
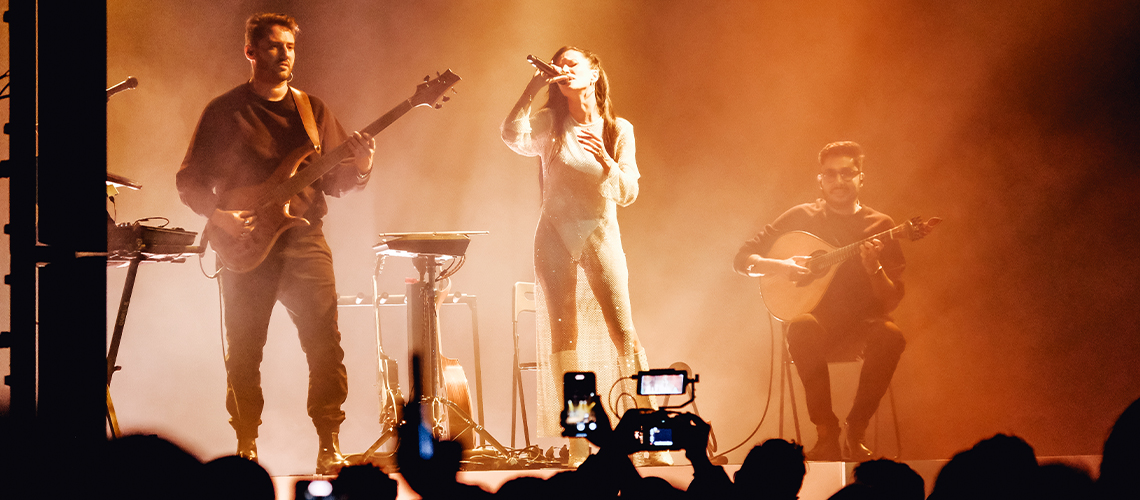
(96, 394, 1140, 500)
(1099, 395, 1140, 500)
(733, 438, 807, 500)
(203, 455, 275, 500)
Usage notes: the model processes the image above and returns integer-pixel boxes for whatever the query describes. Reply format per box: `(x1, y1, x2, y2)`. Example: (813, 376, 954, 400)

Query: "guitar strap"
(290, 86, 322, 154)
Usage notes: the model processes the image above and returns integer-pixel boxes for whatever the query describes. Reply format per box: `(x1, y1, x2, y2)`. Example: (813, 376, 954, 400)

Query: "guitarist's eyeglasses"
(819, 168, 861, 181)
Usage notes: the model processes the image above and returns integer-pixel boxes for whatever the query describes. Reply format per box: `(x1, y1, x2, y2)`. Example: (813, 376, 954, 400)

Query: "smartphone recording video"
(561, 371, 598, 437)
(627, 408, 687, 451)
(295, 480, 339, 500)
(637, 369, 687, 396)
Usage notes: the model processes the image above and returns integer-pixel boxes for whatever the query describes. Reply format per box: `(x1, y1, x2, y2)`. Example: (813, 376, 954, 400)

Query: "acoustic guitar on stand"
(758, 216, 941, 321)
(206, 70, 461, 272)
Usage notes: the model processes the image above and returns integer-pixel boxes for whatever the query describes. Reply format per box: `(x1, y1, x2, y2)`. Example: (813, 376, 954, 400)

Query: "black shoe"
(806, 424, 842, 461)
(845, 420, 873, 462)
(237, 437, 258, 463)
(316, 432, 350, 476)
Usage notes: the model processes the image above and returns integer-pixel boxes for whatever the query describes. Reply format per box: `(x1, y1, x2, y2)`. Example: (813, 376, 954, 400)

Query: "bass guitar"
(758, 216, 941, 321)
(207, 70, 461, 272)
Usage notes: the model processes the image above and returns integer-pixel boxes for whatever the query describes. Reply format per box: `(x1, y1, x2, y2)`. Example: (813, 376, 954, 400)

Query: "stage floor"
(269, 455, 1098, 500)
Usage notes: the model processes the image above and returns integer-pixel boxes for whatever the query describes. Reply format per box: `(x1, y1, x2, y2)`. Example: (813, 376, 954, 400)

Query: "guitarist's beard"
(823, 187, 858, 210)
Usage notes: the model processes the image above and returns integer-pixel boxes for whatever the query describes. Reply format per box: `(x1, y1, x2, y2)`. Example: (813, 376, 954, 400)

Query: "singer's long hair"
(541, 46, 618, 158)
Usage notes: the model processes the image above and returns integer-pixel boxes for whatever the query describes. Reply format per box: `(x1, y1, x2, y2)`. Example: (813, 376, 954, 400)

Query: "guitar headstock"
(903, 216, 942, 241)
(410, 69, 461, 109)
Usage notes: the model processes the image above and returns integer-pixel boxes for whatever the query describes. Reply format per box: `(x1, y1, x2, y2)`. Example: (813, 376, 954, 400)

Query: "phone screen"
(562, 372, 598, 437)
(638, 373, 686, 395)
(648, 426, 674, 447)
(295, 480, 338, 500)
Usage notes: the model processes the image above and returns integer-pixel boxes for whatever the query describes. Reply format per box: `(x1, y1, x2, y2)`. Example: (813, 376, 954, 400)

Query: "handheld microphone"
(106, 76, 139, 101)
(526, 55, 564, 79)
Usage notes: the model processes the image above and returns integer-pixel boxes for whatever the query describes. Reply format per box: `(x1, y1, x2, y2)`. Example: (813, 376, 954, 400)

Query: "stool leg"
(889, 384, 901, 459)
(779, 338, 787, 439)
(517, 362, 531, 448)
(786, 353, 803, 444)
(511, 321, 519, 448)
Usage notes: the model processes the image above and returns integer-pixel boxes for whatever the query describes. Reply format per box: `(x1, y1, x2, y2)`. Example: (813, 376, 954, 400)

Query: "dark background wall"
(4, 0, 1134, 474)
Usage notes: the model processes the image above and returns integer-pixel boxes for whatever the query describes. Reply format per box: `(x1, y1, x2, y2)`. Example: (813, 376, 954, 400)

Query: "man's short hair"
(245, 13, 299, 47)
(818, 141, 865, 171)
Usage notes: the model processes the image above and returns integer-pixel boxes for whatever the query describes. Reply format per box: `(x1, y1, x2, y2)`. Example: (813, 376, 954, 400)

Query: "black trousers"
(220, 224, 347, 439)
(785, 312, 905, 429)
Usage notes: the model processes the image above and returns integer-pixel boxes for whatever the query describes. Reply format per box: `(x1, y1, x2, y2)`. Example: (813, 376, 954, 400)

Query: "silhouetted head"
(929, 433, 1038, 500)
(495, 475, 547, 500)
(203, 455, 274, 500)
(828, 483, 875, 500)
(853, 458, 925, 500)
(1099, 396, 1140, 500)
(624, 476, 685, 500)
(1035, 462, 1094, 500)
(103, 434, 204, 500)
(332, 464, 398, 500)
(735, 439, 807, 500)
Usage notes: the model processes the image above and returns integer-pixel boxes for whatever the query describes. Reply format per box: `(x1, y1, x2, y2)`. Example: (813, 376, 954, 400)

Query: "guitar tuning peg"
(423, 75, 430, 82)
(450, 88, 458, 94)
(434, 104, 443, 109)
(442, 96, 451, 102)
(436, 71, 441, 77)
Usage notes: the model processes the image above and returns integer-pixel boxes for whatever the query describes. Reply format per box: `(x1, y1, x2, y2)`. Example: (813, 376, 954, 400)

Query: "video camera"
(624, 368, 700, 451)
(560, 368, 701, 452)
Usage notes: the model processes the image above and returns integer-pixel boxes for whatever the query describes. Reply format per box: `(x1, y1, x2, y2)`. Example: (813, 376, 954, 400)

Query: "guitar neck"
(808, 223, 905, 271)
(259, 99, 416, 209)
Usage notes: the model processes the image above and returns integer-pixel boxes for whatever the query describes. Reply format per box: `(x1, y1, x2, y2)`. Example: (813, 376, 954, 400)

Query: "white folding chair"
(510, 282, 537, 448)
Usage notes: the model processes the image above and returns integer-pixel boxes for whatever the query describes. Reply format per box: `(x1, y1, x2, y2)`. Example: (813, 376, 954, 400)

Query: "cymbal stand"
(409, 255, 449, 439)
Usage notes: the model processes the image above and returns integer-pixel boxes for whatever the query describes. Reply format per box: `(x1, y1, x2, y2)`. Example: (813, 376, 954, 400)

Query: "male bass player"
(177, 13, 375, 474)
(734, 141, 906, 461)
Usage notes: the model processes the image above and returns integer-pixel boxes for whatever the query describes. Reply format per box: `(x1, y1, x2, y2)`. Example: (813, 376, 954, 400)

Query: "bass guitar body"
(206, 144, 318, 273)
(758, 231, 840, 322)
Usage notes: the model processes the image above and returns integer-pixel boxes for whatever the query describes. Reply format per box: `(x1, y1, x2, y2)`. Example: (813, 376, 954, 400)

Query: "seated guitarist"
(176, 13, 375, 474)
(733, 141, 906, 462)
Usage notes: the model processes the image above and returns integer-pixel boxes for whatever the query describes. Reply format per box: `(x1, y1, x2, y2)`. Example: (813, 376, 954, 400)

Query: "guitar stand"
(351, 353, 404, 469)
(352, 232, 526, 469)
(346, 257, 406, 470)
(436, 396, 512, 463)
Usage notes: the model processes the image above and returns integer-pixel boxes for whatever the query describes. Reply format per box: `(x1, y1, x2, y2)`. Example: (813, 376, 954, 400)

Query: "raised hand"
(577, 128, 610, 168)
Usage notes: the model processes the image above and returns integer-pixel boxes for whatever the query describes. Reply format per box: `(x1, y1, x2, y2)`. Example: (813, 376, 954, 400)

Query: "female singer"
(501, 47, 669, 467)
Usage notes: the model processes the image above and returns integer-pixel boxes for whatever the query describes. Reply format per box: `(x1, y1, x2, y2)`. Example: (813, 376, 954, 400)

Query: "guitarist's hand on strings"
(859, 238, 886, 275)
(210, 209, 257, 239)
(346, 131, 376, 176)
